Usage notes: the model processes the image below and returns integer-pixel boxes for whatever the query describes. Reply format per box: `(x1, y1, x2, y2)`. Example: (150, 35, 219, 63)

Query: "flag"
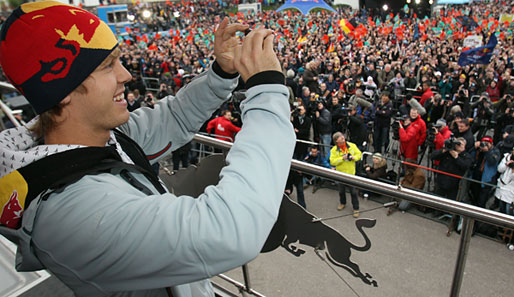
(339, 19, 355, 34)
(327, 42, 334, 53)
(458, 34, 498, 66)
(297, 35, 308, 44)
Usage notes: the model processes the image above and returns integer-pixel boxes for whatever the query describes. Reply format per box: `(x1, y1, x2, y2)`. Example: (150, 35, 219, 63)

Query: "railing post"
(242, 264, 252, 292)
(449, 217, 474, 297)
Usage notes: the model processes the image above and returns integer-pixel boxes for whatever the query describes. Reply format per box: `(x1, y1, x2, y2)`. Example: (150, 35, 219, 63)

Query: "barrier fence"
(192, 134, 514, 297)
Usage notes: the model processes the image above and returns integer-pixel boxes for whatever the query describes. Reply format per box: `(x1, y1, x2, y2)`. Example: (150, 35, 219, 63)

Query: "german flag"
(339, 19, 355, 34)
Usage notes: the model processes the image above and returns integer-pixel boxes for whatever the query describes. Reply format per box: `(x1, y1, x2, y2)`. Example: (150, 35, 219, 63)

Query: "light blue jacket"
(0, 66, 295, 297)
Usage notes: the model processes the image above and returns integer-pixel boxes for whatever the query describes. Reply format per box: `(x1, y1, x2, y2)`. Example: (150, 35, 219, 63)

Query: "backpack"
(0, 130, 165, 229)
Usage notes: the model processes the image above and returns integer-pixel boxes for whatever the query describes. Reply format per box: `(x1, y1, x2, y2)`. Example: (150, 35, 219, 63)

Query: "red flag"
(278, 19, 285, 26)
(322, 34, 329, 44)
(125, 26, 132, 33)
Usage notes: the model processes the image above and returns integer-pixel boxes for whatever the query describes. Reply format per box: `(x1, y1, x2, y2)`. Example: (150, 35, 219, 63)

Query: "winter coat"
(317, 107, 332, 135)
(431, 150, 473, 190)
(0, 67, 295, 297)
(495, 153, 514, 204)
(373, 100, 393, 128)
(329, 142, 362, 175)
(206, 116, 241, 142)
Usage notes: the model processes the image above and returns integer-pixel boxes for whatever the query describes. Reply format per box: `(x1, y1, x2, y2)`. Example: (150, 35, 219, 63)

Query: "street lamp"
(383, 4, 389, 11)
(142, 10, 151, 19)
(407, 0, 411, 3)
(415, 0, 421, 4)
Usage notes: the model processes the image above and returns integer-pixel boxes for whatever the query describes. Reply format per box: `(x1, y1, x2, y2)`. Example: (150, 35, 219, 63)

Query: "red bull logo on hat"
(0, 1, 118, 114)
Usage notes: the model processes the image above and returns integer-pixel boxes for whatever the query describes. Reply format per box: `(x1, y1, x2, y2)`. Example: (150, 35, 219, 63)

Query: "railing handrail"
(192, 134, 514, 230)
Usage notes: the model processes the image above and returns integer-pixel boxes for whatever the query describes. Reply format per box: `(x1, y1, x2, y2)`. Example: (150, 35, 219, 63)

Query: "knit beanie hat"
(0, 1, 118, 114)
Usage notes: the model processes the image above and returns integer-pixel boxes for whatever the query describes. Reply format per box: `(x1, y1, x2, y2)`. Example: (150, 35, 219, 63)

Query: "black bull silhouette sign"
(162, 154, 378, 287)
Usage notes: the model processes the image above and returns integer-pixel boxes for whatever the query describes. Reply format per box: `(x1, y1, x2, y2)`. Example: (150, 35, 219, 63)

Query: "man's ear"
(60, 95, 71, 105)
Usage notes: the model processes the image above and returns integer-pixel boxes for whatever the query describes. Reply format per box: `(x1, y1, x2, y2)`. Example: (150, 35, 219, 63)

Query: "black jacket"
(453, 128, 475, 152)
(316, 108, 332, 135)
(348, 115, 367, 147)
(431, 149, 473, 190)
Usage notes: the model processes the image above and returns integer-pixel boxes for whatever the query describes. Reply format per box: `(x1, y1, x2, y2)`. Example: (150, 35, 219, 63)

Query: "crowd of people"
(112, 0, 514, 226)
(2, 0, 514, 226)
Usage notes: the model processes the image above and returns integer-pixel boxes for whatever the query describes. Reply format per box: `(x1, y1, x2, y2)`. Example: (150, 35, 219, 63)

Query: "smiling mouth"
(113, 93, 125, 102)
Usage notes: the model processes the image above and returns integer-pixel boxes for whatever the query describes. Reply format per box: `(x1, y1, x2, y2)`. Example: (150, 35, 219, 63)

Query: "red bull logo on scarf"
(0, 171, 28, 229)
(0, 1, 118, 114)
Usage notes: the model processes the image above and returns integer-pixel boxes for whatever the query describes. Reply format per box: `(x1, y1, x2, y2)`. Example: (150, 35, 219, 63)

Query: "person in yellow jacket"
(329, 132, 362, 217)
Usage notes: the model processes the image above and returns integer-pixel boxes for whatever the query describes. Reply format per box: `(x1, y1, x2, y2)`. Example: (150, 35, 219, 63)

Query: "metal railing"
(2, 79, 513, 296)
(192, 134, 514, 297)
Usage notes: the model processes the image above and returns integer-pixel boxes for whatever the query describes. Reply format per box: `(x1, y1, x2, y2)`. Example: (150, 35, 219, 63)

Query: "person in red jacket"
(419, 81, 434, 106)
(399, 108, 426, 161)
(410, 108, 426, 147)
(433, 119, 452, 151)
(206, 110, 241, 142)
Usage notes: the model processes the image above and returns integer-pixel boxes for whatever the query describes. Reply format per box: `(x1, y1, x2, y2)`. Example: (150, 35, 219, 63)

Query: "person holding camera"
(330, 132, 362, 217)
(470, 92, 494, 139)
(433, 119, 452, 151)
(156, 83, 170, 99)
(142, 92, 156, 109)
(292, 105, 312, 160)
(398, 108, 426, 161)
(373, 91, 393, 153)
(316, 100, 333, 159)
(348, 105, 368, 151)
(494, 148, 514, 216)
(470, 137, 501, 208)
(431, 138, 473, 200)
(453, 119, 475, 152)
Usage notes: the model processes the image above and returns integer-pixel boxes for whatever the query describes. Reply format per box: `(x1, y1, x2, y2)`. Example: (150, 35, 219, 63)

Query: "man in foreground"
(0, 2, 295, 296)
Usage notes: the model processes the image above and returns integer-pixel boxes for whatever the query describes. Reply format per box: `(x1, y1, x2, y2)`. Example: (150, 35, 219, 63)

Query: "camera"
(444, 135, 461, 150)
(425, 123, 437, 145)
(391, 120, 401, 140)
(509, 154, 514, 169)
(344, 153, 354, 161)
(292, 106, 301, 117)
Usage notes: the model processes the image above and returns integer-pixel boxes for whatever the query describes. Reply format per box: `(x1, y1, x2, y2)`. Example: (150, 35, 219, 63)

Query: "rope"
(314, 248, 361, 297)
(311, 202, 397, 223)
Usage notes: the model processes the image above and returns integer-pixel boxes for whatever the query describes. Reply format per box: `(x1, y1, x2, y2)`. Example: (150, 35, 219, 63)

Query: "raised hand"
(233, 26, 281, 82)
(214, 17, 249, 74)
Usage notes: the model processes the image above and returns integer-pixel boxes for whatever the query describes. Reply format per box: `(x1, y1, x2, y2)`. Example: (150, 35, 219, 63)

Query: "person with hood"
(0, 3, 295, 297)
(494, 148, 514, 216)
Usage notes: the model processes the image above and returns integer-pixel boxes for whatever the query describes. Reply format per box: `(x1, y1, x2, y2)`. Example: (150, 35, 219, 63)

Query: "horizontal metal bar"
(193, 134, 514, 230)
(217, 274, 266, 297)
